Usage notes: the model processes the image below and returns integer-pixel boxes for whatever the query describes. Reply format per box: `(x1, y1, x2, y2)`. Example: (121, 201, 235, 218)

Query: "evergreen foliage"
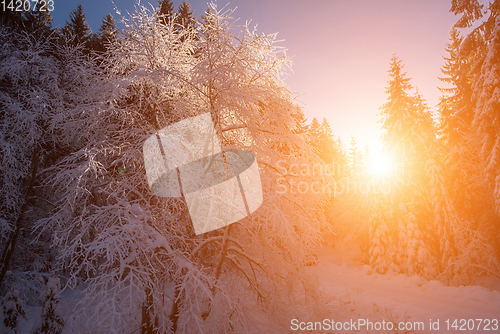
(157, 0, 175, 26)
(34, 277, 64, 334)
(2, 288, 25, 333)
(175, 1, 196, 31)
(62, 4, 92, 47)
(89, 13, 118, 53)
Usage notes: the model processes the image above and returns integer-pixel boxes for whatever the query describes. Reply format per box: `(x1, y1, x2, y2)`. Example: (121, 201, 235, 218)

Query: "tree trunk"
(169, 266, 188, 333)
(0, 147, 40, 287)
(141, 287, 156, 334)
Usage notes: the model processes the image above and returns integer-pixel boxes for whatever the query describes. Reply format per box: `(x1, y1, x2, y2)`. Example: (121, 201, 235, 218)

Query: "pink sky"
(221, 0, 458, 150)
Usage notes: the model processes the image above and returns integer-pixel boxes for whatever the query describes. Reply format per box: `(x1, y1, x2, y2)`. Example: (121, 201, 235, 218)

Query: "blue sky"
(51, 0, 458, 151)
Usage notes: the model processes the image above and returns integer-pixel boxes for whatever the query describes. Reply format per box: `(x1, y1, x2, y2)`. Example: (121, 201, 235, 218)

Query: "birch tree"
(38, 3, 330, 333)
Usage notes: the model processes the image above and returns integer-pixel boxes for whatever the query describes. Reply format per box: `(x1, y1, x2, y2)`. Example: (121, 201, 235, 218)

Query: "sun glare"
(369, 152, 393, 176)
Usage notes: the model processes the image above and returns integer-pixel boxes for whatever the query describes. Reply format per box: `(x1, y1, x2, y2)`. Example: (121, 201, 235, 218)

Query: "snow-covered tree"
(89, 14, 118, 54)
(470, 14, 500, 211)
(438, 28, 475, 146)
(437, 27, 478, 220)
(1, 288, 25, 333)
(317, 118, 335, 164)
(0, 28, 64, 285)
(175, 1, 196, 31)
(398, 204, 437, 277)
(38, 3, 330, 333)
(441, 0, 500, 282)
(462, 12, 500, 274)
(291, 108, 308, 134)
(157, 0, 175, 26)
(369, 56, 441, 277)
(34, 277, 64, 334)
(306, 117, 338, 164)
(369, 203, 394, 274)
(62, 4, 92, 48)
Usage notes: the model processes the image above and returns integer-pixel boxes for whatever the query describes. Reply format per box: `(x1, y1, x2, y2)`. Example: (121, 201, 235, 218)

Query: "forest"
(0, 0, 499, 333)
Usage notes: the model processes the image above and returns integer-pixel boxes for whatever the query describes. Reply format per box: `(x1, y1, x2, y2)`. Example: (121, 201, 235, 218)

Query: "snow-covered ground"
(5, 243, 500, 333)
(302, 246, 500, 333)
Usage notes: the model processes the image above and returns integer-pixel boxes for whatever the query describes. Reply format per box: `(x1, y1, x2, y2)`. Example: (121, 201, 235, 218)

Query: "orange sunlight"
(369, 151, 394, 177)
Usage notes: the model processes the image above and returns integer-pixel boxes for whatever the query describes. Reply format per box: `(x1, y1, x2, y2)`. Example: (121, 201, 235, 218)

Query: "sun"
(369, 151, 394, 176)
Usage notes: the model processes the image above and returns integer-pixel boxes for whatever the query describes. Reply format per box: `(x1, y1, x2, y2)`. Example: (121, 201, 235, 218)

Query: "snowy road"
(308, 249, 500, 333)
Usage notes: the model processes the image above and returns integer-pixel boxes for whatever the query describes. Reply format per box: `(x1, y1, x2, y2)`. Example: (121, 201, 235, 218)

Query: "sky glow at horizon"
(51, 0, 459, 152)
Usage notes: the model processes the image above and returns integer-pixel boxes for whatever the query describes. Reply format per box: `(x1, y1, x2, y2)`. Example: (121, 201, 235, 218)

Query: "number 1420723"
(1, 0, 54, 12)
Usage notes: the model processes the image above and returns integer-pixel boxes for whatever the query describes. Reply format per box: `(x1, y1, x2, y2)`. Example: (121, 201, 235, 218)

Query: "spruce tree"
(443, 0, 500, 283)
(62, 4, 92, 47)
(34, 277, 64, 334)
(157, 0, 174, 26)
(2, 288, 25, 333)
(379, 56, 417, 160)
(471, 14, 500, 194)
(291, 109, 309, 134)
(99, 14, 117, 46)
(308, 117, 336, 162)
(89, 14, 118, 53)
(308, 117, 321, 152)
(175, 1, 196, 31)
(451, 0, 485, 28)
(318, 118, 335, 164)
(372, 56, 439, 276)
(200, 6, 216, 27)
(320, 118, 333, 139)
(438, 28, 475, 146)
(469, 13, 500, 250)
(378, 56, 436, 191)
(437, 28, 477, 220)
